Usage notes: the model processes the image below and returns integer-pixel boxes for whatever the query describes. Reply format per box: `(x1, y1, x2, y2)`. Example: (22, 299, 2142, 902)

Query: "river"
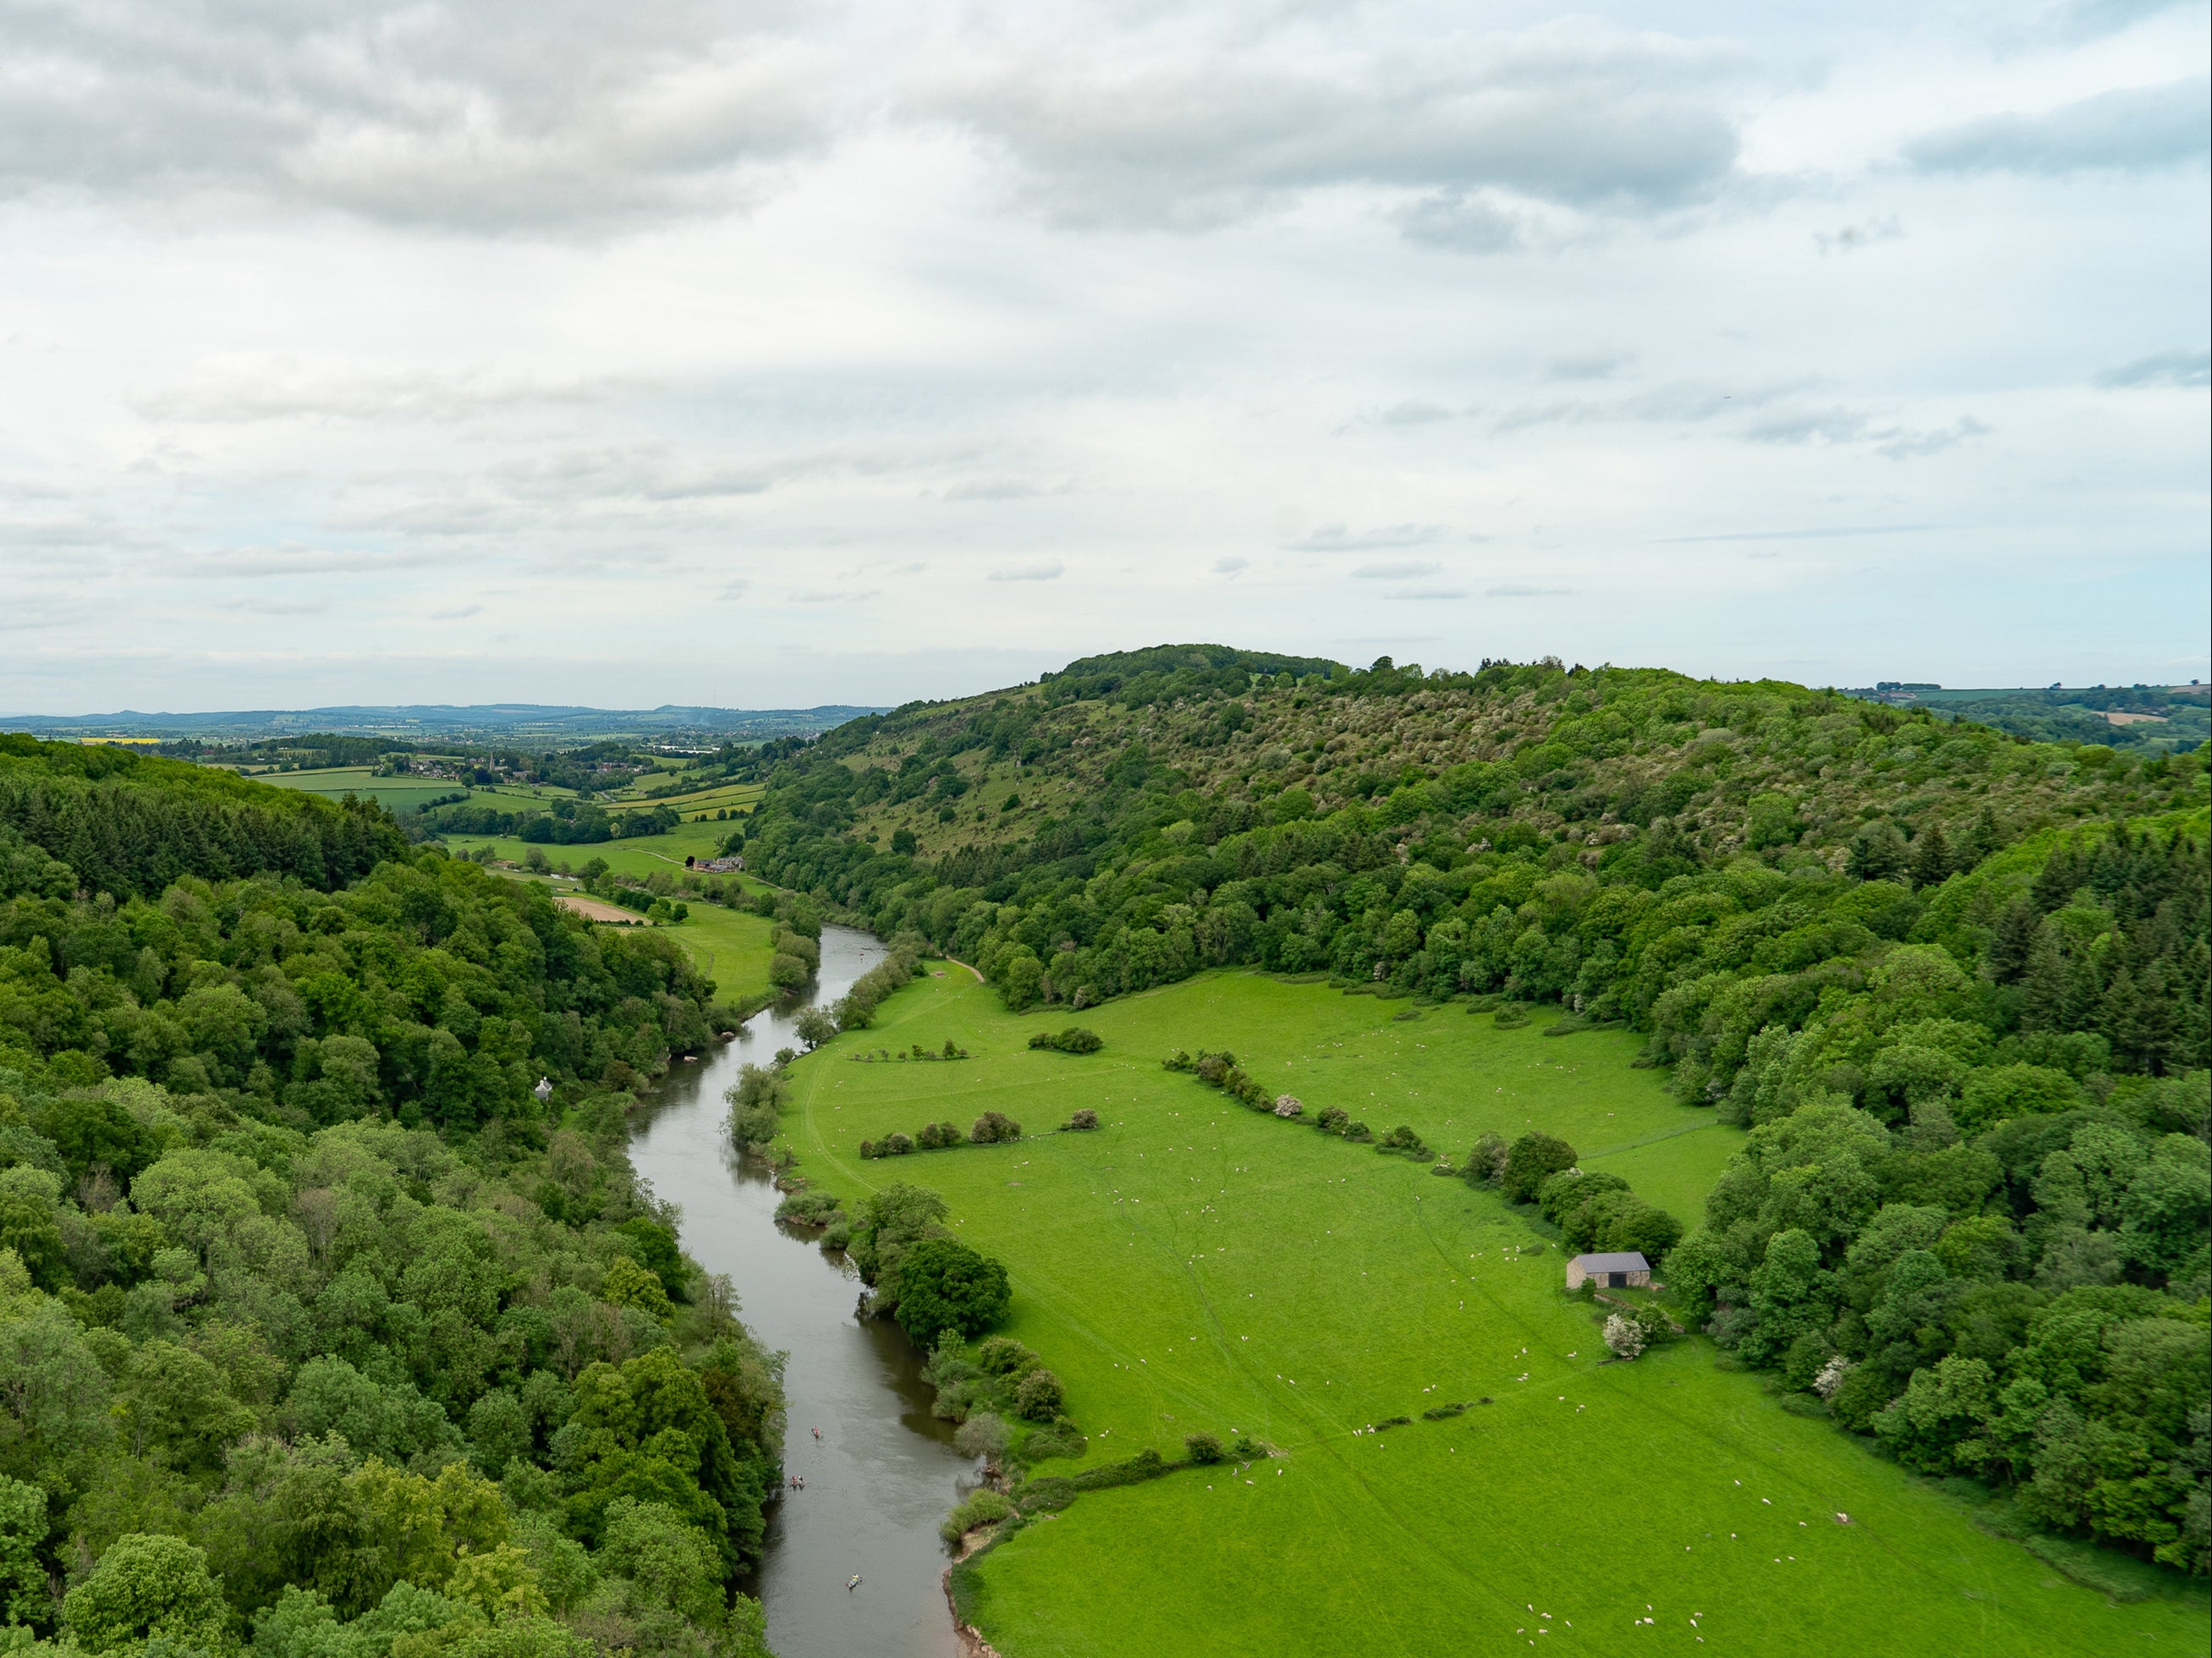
(628, 925, 976, 1658)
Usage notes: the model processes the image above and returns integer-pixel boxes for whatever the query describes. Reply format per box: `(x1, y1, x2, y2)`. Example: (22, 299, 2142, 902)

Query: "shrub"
(1492, 1003, 1531, 1029)
(1603, 1312, 1645, 1360)
(1343, 1121, 1374, 1143)
(1812, 1355, 1853, 1402)
(939, 1488, 1015, 1543)
(1194, 1051, 1236, 1084)
(1026, 1419, 1088, 1462)
(1230, 1072, 1271, 1109)
(1315, 1106, 1349, 1135)
(793, 1006, 837, 1048)
(1272, 1095, 1304, 1118)
(975, 1336, 1041, 1377)
(1014, 1369, 1063, 1422)
(1064, 1109, 1101, 1131)
(1567, 1192, 1683, 1264)
(1029, 1027, 1103, 1054)
(1376, 1125, 1430, 1159)
(1163, 1050, 1195, 1072)
(1500, 1132, 1578, 1202)
(723, 1063, 787, 1146)
(775, 1189, 845, 1227)
(894, 1238, 1012, 1348)
(1183, 1432, 1225, 1464)
(858, 1140, 876, 1159)
(881, 1132, 915, 1156)
(1537, 1167, 1628, 1226)
(1232, 1436, 1265, 1459)
(970, 1112, 1023, 1145)
(916, 1121, 963, 1150)
(835, 947, 922, 1031)
(955, 1412, 1012, 1462)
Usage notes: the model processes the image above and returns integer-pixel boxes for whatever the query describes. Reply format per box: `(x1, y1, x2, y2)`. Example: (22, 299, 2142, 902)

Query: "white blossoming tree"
(1603, 1312, 1645, 1361)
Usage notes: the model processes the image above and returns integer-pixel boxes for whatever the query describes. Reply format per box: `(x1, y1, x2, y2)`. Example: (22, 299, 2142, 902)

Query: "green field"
(250, 765, 477, 814)
(663, 901, 778, 1000)
(617, 780, 764, 815)
(774, 971, 2203, 1657)
(453, 820, 737, 876)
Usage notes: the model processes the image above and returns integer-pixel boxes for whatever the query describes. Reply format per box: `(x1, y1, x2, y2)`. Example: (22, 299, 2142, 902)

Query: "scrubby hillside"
(743, 649, 2206, 1070)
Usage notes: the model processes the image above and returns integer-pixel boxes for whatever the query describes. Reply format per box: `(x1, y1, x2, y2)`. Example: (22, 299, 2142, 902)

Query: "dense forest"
(0, 737, 782, 1655)
(0, 738, 408, 900)
(739, 646, 2210, 1573)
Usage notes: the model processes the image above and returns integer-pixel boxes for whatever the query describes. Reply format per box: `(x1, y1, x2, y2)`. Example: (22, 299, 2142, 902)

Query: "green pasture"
(774, 970, 2198, 1657)
(621, 781, 763, 814)
(447, 820, 735, 876)
(254, 766, 467, 815)
(256, 768, 579, 818)
(667, 902, 778, 1000)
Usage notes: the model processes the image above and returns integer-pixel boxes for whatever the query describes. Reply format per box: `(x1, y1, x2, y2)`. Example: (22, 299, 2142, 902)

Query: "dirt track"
(553, 893, 650, 925)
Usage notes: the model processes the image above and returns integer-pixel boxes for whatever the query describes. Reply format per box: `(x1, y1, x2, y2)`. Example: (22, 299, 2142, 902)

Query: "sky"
(2, 0, 2206, 715)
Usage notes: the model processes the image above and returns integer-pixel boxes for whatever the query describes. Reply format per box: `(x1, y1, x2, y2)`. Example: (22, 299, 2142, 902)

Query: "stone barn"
(1567, 1250, 1650, 1290)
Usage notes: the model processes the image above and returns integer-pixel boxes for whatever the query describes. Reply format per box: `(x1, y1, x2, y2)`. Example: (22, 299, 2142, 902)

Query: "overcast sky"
(3, 0, 2206, 714)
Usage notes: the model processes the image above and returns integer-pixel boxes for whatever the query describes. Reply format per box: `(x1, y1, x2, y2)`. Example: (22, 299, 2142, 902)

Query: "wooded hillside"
(0, 738, 782, 1655)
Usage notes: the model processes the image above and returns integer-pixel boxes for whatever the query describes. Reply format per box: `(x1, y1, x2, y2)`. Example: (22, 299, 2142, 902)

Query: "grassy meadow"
(774, 969, 2204, 1657)
(454, 819, 736, 876)
(664, 901, 778, 999)
(250, 765, 481, 815)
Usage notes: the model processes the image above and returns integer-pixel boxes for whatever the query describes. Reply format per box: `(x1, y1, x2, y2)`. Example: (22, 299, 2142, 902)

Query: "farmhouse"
(1566, 1251, 1650, 1290)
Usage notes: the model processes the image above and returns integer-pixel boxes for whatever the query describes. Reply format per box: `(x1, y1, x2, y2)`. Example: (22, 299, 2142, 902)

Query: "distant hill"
(0, 702, 888, 744)
(1843, 684, 2207, 754)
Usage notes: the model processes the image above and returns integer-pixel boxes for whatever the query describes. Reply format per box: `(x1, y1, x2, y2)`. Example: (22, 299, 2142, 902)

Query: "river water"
(628, 925, 975, 1658)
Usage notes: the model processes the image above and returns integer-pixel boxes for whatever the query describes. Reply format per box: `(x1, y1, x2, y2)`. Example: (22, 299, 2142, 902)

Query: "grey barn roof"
(1572, 1251, 1650, 1273)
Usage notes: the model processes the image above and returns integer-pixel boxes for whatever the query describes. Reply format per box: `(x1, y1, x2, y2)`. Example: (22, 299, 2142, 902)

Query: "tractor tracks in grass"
(1579, 1116, 1726, 1161)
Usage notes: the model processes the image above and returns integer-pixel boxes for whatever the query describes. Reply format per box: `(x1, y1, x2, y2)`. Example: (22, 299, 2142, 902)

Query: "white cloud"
(1353, 560, 1441, 579)
(2097, 349, 2210, 388)
(0, 0, 2204, 708)
(1289, 523, 1452, 552)
(1905, 78, 2209, 174)
(1545, 349, 1636, 381)
(935, 19, 1748, 233)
